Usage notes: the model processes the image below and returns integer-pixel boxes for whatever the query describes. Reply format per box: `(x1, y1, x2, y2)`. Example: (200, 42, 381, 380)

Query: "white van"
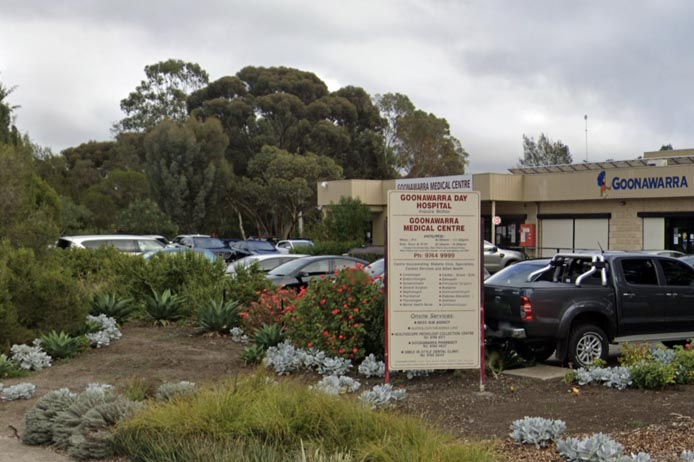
(56, 235, 165, 255)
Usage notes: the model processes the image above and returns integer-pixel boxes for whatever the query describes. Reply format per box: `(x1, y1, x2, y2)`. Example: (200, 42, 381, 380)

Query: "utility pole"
(584, 114, 588, 162)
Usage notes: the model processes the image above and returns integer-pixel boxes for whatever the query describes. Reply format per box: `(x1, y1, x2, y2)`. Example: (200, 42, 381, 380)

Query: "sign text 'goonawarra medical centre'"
(387, 191, 480, 370)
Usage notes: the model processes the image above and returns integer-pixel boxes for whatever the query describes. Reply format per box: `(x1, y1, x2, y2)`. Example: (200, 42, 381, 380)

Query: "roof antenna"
(597, 241, 604, 254)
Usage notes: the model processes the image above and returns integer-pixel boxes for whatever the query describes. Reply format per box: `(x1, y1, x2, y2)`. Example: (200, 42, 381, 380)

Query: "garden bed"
(2, 323, 694, 461)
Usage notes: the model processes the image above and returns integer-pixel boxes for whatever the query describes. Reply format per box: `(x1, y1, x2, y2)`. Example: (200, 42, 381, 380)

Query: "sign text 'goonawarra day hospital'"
(387, 191, 480, 370)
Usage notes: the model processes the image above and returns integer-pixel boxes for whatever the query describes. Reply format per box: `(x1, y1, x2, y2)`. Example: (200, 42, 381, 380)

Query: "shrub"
(10, 343, 52, 371)
(226, 264, 274, 307)
(241, 287, 297, 335)
(302, 240, 365, 257)
(253, 323, 285, 350)
(509, 416, 566, 448)
(0, 353, 25, 378)
(23, 388, 78, 445)
(144, 289, 187, 326)
(630, 361, 676, 390)
(120, 376, 158, 402)
(112, 374, 492, 462)
(5, 245, 90, 340)
(284, 267, 383, 360)
(1, 382, 36, 401)
(673, 346, 694, 384)
(557, 433, 637, 462)
(197, 298, 240, 334)
(38, 331, 88, 359)
(155, 381, 197, 402)
(619, 342, 652, 367)
(241, 344, 266, 365)
(90, 293, 137, 324)
(85, 314, 122, 348)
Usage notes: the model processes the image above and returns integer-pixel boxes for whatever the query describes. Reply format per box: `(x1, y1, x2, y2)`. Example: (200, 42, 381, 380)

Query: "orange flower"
(320, 299, 326, 305)
(352, 347, 358, 353)
(323, 330, 329, 337)
(354, 308, 360, 313)
(339, 348, 346, 354)
(308, 342, 313, 348)
(332, 309, 340, 315)
(353, 323, 359, 328)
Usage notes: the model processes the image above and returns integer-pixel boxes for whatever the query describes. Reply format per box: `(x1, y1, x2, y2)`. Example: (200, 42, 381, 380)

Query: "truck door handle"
(622, 292, 636, 298)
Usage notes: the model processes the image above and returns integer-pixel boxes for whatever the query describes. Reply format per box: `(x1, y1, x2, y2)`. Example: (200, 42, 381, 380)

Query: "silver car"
(483, 240, 526, 273)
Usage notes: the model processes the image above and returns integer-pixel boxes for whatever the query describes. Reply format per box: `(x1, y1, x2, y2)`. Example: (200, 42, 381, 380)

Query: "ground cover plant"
(112, 373, 495, 462)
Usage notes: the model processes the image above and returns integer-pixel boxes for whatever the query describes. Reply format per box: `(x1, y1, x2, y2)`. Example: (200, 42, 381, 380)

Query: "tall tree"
(0, 80, 20, 145)
(518, 133, 572, 167)
(375, 93, 467, 178)
(659, 144, 674, 151)
(188, 66, 390, 179)
(144, 117, 233, 232)
(230, 146, 343, 238)
(115, 59, 209, 133)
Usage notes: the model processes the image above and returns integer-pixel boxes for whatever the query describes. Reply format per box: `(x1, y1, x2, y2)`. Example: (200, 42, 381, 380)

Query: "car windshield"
(193, 237, 225, 248)
(485, 260, 550, 286)
(247, 240, 276, 251)
(267, 258, 312, 276)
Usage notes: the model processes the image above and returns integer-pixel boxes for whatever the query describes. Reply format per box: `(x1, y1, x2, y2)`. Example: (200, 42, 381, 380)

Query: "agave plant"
(144, 289, 187, 326)
(253, 323, 285, 350)
(241, 344, 266, 366)
(197, 298, 240, 334)
(90, 293, 137, 324)
(39, 331, 88, 360)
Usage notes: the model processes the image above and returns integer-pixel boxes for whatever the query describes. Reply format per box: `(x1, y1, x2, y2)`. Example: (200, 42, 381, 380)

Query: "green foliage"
(0, 353, 26, 378)
(672, 346, 694, 384)
(0, 143, 61, 251)
(226, 264, 274, 308)
(618, 342, 652, 367)
(127, 250, 227, 313)
(1, 244, 90, 343)
(285, 267, 384, 360)
(112, 374, 495, 462)
(144, 117, 232, 232)
(518, 133, 572, 167)
(144, 289, 187, 326)
(23, 388, 78, 445)
(563, 369, 578, 385)
(312, 197, 371, 244)
(90, 293, 137, 324)
(115, 59, 210, 133)
(116, 198, 178, 237)
(121, 376, 157, 402)
(241, 288, 297, 335)
(231, 146, 343, 238)
(197, 298, 241, 334)
(241, 345, 266, 366)
(629, 361, 676, 390)
(38, 331, 88, 360)
(253, 323, 285, 350)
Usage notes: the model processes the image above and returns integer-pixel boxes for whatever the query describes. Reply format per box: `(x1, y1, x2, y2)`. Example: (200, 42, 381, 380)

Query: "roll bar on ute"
(527, 253, 609, 287)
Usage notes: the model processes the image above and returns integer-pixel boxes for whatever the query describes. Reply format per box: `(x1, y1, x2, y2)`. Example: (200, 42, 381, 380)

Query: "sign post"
(386, 191, 481, 372)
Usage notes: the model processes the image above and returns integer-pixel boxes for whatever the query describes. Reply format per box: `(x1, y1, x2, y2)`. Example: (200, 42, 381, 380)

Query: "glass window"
(301, 260, 330, 275)
(659, 259, 694, 286)
(110, 239, 139, 253)
(620, 259, 658, 285)
(81, 239, 110, 249)
(138, 239, 165, 252)
(334, 259, 361, 270)
(259, 259, 279, 270)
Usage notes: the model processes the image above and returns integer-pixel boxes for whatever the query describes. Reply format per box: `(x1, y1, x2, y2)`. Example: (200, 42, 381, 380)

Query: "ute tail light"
(520, 295, 534, 321)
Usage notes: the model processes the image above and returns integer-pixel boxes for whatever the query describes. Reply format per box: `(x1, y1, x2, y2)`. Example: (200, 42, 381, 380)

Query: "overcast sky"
(1, 0, 692, 173)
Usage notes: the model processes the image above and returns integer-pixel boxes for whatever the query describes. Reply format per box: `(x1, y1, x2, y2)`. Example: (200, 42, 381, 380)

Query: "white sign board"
(395, 174, 473, 192)
(387, 190, 481, 370)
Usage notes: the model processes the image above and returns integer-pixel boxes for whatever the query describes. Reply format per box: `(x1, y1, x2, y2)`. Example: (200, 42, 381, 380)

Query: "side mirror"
(486, 246, 498, 253)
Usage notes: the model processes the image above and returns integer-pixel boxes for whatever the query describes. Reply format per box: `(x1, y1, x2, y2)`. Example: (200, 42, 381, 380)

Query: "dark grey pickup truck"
(485, 251, 694, 367)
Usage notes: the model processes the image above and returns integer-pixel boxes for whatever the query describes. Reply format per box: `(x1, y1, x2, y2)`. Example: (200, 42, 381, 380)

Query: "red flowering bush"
(284, 267, 384, 360)
(240, 288, 299, 335)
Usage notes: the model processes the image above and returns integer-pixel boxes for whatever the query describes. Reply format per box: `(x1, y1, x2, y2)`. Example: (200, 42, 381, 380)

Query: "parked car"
(225, 254, 307, 275)
(641, 250, 686, 258)
(485, 251, 694, 367)
(680, 255, 694, 267)
(484, 240, 526, 273)
(275, 239, 314, 254)
(171, 234, 234, 261)
(56, 235, 165, 255)
(143, 247, 218, 263)
(228, 239, 280, 261)
(266, 255, 369, 289)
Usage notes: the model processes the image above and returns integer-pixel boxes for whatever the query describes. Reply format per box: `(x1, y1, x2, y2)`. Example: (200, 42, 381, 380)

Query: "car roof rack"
(527, 253, 609, 287)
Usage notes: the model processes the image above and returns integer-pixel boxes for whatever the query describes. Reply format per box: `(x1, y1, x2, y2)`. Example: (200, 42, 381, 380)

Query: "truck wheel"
(568, 324, 608, 368)
(516, 341, 556, 363)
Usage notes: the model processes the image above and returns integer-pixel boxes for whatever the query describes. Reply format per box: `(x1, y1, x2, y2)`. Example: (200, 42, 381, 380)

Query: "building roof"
(509, 155, 694, 175)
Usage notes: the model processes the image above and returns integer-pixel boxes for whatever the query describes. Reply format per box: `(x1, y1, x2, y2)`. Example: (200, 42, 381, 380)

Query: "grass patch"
(113, 373, 495, 462)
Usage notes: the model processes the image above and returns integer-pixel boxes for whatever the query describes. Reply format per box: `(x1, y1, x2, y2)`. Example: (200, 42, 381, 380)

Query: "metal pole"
(480, 217, 487, 393)
(584, 114, 588, 162)
(384, 217, 390, 384)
